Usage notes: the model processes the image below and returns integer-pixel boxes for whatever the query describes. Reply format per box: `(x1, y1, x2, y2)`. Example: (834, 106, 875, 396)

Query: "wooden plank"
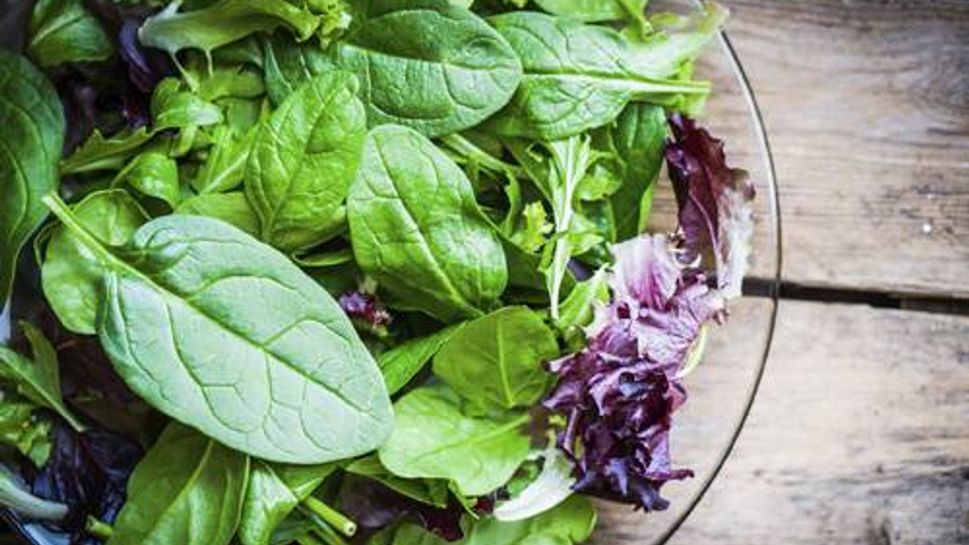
(719, 1, 969, 297)
(594, 301, 969, 544)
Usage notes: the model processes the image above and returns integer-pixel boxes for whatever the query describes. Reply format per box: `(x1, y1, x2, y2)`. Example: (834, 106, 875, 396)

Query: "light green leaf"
(151, 78, 224, 129)
(433, 307, 558, 412)
(0, 468, 68, 521)
(60, 128, 155, 175)
(348, 125, 507, 323)
(0, 50, 64, 305)
(114, 151, 182, 208)
(0, 398, 52, 467)
(239, 461, 335, 545)
(377, 324, 464, 395)
(378, 386, 530, 497)
(175, 192, 260, 237)
(45, 194, 394, 464)
(555, 269, 608, 344)
(246, 72, 366, 253)
(107, 423, 249, 545)
(193, 124, 260, 194)
(346, 455, 449, 508)
(27, 0, 113, 67)
(42, 190, 148, 335)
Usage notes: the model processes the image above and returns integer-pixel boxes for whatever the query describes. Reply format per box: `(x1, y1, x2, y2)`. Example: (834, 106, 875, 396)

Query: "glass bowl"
(0, 1, 782, 543)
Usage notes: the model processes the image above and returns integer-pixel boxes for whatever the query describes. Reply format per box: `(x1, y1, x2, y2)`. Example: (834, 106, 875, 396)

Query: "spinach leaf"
(373, 495, 597, 545)
(377, 324, 464, 395)
(348, 125, 507, 323)
(599, 102, 666, 240)
(246, 72, 366, 252)
(27, 0, 113, 67)
(322, 0, 523, 137)
(378, 386, 530, 497)
(262, 34, 329, 107)
(44, 194, 394, 464)
(485, 12, 708, 140)
(60, 128, 154, 175)
(346, 455, 449, 508)
(151, 78, 224, 130)
(433, 307, 557, 412)
(193, 124, 260, 194)
(554, 269, 608, 345)
(0, 322, 84, 432)
(139, 0, 322, 57)
(175, 192, 260, 237)
(108, 423, 249, 545)
(113, 151, 182, 208)
(239, 461, 336, 545)
(0, 50, 65, 305)
(41, 190, 148, 335)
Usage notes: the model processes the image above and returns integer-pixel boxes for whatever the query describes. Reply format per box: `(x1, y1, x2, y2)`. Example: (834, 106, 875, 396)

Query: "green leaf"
(0, 399, 52, 467)
(0, 468, 68, 521)
(27, 0, 113, 67)
(60, 128, 154, 175)
(0, 50, 65, 305)
(151, 78, 224, 130)
(377, 324, 464, 395)
(175, 192, 261, 237)
(625, 2, 728, 79)
(108, 423, 249, 545)
(534, 0, 646, 24)
(433, 307, 558, 412)
(554, 269, 608, 344)
(322, 0, 523, 137)
(193, 124, 260, 194)
(41, 190, 148, 335)
(139, 0, 322, 57)
(239, 461, 335, 545)
(374, 495, 597, 545)
(114, 151, 182, 208)
(378, 386, 530, 497)
(0, 322, 84, 432)
(246, 72, 366, 252)
(599, 103, 666, 240)
(44, 194, 394, 464)
(485, 12, 709, 140)
(348, 125, 507, 323)
(493, 444, 575, 522)
(346, 455, 449, 508)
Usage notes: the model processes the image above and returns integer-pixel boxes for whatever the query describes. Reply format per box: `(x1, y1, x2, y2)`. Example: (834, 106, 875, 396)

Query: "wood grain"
(595, 301, 969, 545)
(724, 0, 969, 297)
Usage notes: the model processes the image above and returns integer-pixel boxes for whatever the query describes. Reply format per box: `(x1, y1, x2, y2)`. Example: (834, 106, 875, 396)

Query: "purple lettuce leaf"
(339, 290, 393, 336)
(666, 114, 755, 298)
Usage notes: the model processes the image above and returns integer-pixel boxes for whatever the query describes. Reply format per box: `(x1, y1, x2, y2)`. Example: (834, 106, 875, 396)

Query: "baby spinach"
(433, 307, 558, 412)
(322, 0, 523, 137)
(377, 324, 465, 395)
(27, 0, 113, 67)
(239, 461, 336, 545)
(108, 423, 249, 545)
(346, 455, 450, 508)
(41, 190, 148, 335)
(151, 78, 224, 130)
(246, 72, 367, 252)
(194, 124, 260, 194)
(348, 125, 507, 323)
(175, 192, 261, 237)
(0, 322, 84, 433)
(486, 12, 709, 140)
(113, 151, 182, 208)
(139, 0, 322, 57)
(0, 50, 64, 305)
(378, 386, 530, 497)
(44, 194, 394, 464)
(60, 128, 155, 175)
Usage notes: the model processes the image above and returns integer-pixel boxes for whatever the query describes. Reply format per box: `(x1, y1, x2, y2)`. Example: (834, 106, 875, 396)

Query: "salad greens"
(0, 1, 756, 544)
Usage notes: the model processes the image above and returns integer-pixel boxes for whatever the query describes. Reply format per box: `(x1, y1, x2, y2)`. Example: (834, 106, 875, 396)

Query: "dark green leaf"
(377, 324, 464, 395)
(27, 0, 113, 67)
(0, 50, 64, 304)
(60, 128, 154, 175)
(348, 125, 507, 323)
(239, 461, 335, 545)
(346, 455, 449, 508)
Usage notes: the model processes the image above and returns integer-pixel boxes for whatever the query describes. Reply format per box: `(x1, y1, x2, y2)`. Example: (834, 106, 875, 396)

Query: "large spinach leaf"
(41, 190, 148, 335)
(321, 0, 523, 137)
(348, 125, 507, 323)
(433, 307, 558, 412)
(377, 324, 464, 395)
(139, 0, 322, 57)
(0, 50, 64, 305)
(246, 72, 366, 252)
(377, 386, 530, 497)
(485, 12, 708, 140)
(239, 461, 335, 545)
(107, 423, 249, 545)
(0, 322, 84, 432)
(27, 0, 113, 67)
(44, 195, 394, 464)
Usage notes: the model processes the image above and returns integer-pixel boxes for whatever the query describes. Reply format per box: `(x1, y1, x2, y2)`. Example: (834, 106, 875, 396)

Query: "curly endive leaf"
(44, 194, 394, 464)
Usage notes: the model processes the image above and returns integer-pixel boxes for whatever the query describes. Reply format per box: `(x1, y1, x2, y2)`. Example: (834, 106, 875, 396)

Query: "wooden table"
(604, 2, 969, 544)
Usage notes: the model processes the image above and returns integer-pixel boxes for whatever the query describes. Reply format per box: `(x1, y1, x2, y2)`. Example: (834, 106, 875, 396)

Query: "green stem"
(441, 134, 523, 178)
(302, 496, 357, 537)
(313, 522, 351, 545)
(297, 534, 326, 545)
(85, 516, 114, 540)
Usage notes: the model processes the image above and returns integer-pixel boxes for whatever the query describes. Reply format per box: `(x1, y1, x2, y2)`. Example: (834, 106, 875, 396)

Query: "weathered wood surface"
(596, 301, 969, 545)
(726, 0, 969, 297)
